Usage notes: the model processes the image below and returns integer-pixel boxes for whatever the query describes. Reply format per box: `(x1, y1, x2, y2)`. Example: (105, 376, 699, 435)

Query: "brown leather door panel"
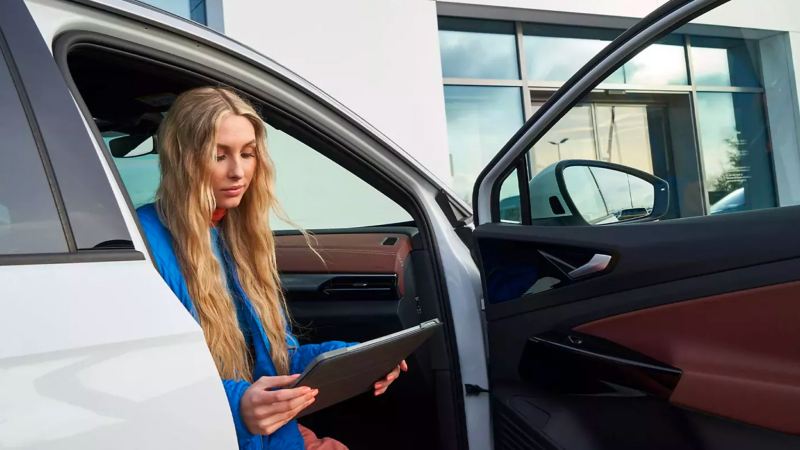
(275, 233, 412, 295)
(575, 281, 800, 434)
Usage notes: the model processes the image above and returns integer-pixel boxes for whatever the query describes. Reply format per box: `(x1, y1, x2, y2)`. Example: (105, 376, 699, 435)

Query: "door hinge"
(465, 384, 490, 396)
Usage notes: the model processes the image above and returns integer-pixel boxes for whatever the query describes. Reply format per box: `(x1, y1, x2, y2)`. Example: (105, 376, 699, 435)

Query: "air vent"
(321, 275, 398, 301)
(382, 236, 398, 246)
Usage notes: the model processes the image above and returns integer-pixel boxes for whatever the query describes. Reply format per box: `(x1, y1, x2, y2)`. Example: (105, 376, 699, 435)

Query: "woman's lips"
(221, 186, 244, 197)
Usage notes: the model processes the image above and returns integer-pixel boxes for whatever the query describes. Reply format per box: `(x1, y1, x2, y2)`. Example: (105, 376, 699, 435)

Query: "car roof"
(67, 0, 472, 217)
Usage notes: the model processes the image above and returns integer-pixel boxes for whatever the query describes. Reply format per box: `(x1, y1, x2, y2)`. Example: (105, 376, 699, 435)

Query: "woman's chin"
(216, 197, 242, 209)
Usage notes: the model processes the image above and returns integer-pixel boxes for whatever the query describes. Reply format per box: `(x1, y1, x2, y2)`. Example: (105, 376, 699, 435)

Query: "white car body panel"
(0, 260, 238, 449)
(6, 0, 492, 448)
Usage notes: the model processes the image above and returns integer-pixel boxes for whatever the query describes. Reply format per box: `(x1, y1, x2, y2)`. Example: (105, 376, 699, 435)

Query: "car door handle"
(568, 254, 612, 279)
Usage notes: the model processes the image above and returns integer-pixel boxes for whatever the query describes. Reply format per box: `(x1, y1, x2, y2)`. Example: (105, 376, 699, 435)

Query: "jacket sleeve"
(222, 378, 268, 449)
(289, 340, 358, 374)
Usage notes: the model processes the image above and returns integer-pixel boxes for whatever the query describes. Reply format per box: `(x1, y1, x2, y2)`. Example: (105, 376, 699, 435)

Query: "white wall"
(222, 0, 452, 186)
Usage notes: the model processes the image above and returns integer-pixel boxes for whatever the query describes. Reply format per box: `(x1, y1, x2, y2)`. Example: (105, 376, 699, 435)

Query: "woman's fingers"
(252, 388, 317, 419)
(254, 385, 313, 406)
(260, 392, 318, 434)
(374, 361, 407, 395)
(241, 375, 320, 435)
(252, 374, 301, 390)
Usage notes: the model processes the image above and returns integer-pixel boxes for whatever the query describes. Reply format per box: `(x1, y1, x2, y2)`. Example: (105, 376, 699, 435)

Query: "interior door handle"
(568, 254, 612, 279)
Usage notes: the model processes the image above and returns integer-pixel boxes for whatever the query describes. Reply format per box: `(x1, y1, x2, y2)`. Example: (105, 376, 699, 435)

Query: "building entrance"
(530, 90, 703, 218)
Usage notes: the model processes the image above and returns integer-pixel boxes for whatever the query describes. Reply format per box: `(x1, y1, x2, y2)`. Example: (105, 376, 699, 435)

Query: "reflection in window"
(563, 166, 609, 223)
(444, 86, 524, 202)
(530, 102, 596, 174)
(530, 98, 655, 177)
(525, 34, 624, 83)
(524, 25, 687, 85)
(624, 42, 688, 85)
(563, 166, 655, 224)
(691, 37, 761, 87)
(140, 0, 207, 24)
(696, 92, 775, 214)
(594, 105, 654, 173)
(439, 18, 519, 80)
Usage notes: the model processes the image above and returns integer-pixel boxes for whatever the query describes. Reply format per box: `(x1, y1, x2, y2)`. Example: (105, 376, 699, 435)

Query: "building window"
(139, 0, 207, 25)
(439, 18, 519, 80)
(443, 85, 524, 202)
(439, 16, 783, 216)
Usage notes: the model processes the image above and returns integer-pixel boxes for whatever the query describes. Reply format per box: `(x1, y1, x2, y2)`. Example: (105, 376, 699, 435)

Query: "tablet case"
(292, 319, 442, 418)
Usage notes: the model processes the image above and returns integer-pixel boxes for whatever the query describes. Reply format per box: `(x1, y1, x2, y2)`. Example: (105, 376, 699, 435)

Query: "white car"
(2, 0, 799, 449)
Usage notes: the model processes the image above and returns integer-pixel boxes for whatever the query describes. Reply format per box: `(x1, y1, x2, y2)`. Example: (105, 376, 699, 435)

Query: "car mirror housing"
(529, 159, 669, 225)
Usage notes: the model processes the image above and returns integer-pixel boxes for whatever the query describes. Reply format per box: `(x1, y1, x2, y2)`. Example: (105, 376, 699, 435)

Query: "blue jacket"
(137, 203, 351, 450)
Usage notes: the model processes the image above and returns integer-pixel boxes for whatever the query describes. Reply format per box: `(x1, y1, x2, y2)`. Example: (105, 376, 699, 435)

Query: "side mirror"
(109, 134, 156, 158)
(529, 160, 669, 225)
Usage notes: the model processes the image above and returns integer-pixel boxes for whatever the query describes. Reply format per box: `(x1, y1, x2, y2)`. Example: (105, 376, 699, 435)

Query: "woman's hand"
(240, 374, 318, 435)
(374, 360, 408, 396)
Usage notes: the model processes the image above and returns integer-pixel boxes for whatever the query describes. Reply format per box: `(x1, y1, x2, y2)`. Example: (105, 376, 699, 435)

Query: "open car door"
(470, 0, 800, 448)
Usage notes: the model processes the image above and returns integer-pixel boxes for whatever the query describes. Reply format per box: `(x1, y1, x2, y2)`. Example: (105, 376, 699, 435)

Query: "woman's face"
(211, 114, 258, 209)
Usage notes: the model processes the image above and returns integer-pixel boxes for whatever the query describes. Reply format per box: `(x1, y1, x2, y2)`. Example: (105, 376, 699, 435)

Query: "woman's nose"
(228, 158, 245, 179)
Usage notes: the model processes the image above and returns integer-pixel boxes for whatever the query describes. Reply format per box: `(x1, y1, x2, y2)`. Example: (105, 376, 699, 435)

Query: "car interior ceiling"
(65, 44, 460, 450)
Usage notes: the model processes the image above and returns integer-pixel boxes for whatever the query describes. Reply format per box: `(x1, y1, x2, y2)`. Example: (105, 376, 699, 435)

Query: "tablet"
(291, 319, 442, 418)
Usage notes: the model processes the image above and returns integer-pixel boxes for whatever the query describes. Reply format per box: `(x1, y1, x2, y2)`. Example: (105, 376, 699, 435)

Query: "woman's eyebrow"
(216, 140, 257, 150)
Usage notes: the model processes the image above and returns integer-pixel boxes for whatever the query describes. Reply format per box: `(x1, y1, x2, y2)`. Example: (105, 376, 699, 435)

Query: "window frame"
(54, 31, 428, 243)
(0, 1, 141, 264)
(0, 0, 137, 261)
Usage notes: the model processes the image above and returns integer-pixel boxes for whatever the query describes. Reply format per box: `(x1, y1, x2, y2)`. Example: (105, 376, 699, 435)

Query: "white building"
(145, 0, 800, 218)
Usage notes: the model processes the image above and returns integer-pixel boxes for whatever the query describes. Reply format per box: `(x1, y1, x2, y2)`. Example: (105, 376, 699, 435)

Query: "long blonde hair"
(156, 86, 292, 380)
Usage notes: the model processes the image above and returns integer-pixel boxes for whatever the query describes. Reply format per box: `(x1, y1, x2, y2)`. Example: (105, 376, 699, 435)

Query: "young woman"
(136, 86, 407, 450)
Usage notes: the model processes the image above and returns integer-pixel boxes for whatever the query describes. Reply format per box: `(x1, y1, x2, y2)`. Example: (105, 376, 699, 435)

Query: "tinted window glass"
(523, 25, 687, 85)
(444, 85, 524, 202)
(697, 92, 775, 212)
(0, 51, 67, 254)
(108, 121, 413, 230)
(140, 0, 207, 24)
(266, 124, 413, 230)
(439, 17, 520, 80)
(691, 37, 761, 87)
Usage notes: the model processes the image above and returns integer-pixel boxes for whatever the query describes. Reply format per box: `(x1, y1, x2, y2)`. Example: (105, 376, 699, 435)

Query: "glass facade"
(439, 16, 781, 218)
(523, 26, 687, 85)
(697, 92, 775, 213)
(140, 0, 207, 24)
(690, 37, 761, 87)
(439, 18, 519, 80)
(443, 85, 524, 203)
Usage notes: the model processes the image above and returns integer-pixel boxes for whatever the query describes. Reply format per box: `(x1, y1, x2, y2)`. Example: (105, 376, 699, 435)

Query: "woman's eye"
(242, 152, 256, 158)
(215, 154, 226, 162)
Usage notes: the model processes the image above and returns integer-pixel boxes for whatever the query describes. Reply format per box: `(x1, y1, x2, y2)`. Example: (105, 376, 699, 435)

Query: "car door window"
(0, 44, 67, 254)
(266, 124, 412, 230)
(109, 121, 412, 231)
